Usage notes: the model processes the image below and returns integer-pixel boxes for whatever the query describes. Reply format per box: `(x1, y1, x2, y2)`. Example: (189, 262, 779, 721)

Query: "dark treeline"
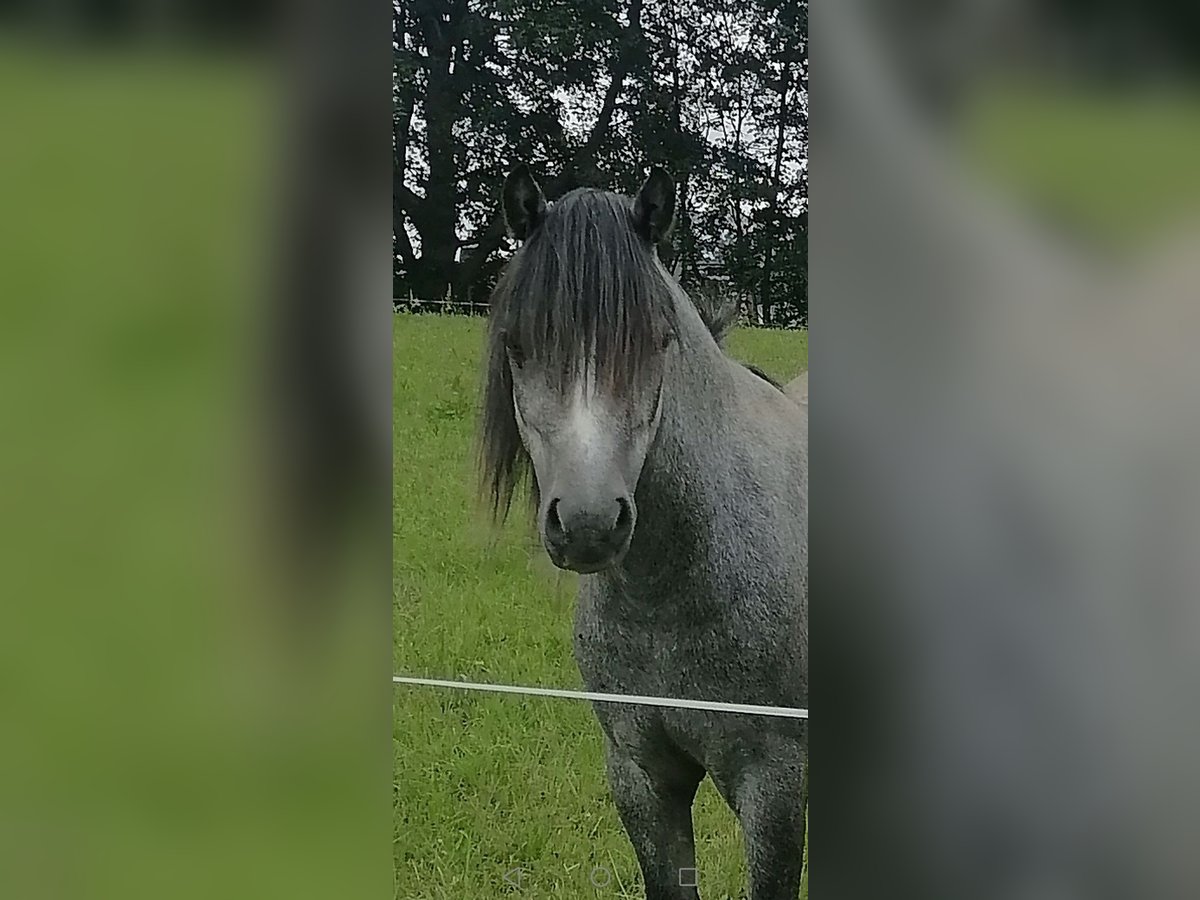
(395, 0, 809, 327)
(0, 0, 272, 38)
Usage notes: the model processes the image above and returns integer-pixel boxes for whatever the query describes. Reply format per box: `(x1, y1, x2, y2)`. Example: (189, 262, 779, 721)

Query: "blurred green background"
(0, 39, 387, 900)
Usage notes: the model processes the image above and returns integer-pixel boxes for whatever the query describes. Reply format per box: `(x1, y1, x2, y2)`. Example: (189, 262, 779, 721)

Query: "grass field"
(394, 313, 808, 899)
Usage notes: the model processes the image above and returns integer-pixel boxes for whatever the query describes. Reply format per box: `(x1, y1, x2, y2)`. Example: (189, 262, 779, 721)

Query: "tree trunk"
(668, 4, 688, 279)
(416, 0, 460, 301)
(394, 75, 418, 279)
(759, 59, 791, 327)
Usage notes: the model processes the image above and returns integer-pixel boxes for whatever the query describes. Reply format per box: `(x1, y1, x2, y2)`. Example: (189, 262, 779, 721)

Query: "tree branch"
(580, 0, 643, 161)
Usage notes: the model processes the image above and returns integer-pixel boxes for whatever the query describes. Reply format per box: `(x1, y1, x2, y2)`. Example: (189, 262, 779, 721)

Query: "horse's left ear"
(502, 164, 547, 242)
(633, 166, 676, 245)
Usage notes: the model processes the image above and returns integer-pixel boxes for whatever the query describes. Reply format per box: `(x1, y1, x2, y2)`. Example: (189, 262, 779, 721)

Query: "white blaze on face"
(568, 354, 609, 464)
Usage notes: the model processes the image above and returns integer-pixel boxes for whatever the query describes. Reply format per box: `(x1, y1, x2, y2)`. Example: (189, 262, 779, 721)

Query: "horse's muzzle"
(543, 495, 634, 573)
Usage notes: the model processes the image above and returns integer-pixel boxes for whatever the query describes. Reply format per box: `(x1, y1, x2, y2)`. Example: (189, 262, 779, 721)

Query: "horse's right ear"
(502, 164, 546, 242)
(633, 166, 676, 244)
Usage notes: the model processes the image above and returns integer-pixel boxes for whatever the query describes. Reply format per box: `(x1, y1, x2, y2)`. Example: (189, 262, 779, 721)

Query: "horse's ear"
(633, 166, 676, 244)
(502, 164, 546, 242)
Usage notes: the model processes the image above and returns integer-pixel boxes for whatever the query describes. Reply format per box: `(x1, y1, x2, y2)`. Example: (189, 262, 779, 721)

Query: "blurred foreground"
(815, 3, 1200, 899)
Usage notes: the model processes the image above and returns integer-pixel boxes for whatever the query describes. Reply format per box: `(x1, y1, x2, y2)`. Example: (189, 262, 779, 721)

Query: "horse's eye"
(660, 330, 676, 351)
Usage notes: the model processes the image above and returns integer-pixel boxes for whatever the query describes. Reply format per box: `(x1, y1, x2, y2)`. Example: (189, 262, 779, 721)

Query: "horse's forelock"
(491, 189, 675, 393)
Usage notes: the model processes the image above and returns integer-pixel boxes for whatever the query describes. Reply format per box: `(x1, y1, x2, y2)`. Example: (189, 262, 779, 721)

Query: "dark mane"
(480, 188, 678, 520)
(744, 363, 784, 391)
(694, 289, 739, 345)
(691, 291, 783, 390)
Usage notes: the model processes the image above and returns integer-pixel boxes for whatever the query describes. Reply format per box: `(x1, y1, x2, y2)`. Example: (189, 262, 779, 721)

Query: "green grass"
(394, 313, 808, 899)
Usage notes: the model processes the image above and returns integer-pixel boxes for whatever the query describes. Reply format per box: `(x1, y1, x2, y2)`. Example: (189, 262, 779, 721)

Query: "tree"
(395, 0, 808, 326)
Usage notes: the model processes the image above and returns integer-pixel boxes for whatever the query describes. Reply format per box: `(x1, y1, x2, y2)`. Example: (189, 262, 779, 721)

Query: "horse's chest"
(572, 575, 804, 765)
(575, 604, 737, 694)
(574, 595, 799, 716)
(574, 612, 798, 767)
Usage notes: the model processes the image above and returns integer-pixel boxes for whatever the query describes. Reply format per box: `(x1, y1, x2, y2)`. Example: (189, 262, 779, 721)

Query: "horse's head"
(480, 164, 678, 573)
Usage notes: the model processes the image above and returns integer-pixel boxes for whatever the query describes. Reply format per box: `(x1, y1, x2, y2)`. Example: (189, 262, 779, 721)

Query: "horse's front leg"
(717, 749, 807, 900)
(710, 734, 806, 900)
(604, 740, 706, 900)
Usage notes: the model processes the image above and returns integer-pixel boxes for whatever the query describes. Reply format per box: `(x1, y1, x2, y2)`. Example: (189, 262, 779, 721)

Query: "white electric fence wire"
(393, 675, 808, 719)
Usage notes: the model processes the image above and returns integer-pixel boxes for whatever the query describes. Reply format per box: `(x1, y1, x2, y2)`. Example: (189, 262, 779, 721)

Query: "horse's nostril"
(546, 498, 565, 541)
(614, 497, 632, 534)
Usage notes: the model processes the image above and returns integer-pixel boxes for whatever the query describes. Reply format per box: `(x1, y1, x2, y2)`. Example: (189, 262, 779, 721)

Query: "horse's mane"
(744, 363, 784, 391)
(692, 289, 785, 391)
(695, 290, 739, 345)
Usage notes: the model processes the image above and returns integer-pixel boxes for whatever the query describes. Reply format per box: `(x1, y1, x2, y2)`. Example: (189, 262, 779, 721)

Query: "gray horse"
(479, 164, 808, 900)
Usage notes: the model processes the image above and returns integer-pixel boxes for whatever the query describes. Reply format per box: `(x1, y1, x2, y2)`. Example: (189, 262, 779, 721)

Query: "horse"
(478, 163, 808, 900)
